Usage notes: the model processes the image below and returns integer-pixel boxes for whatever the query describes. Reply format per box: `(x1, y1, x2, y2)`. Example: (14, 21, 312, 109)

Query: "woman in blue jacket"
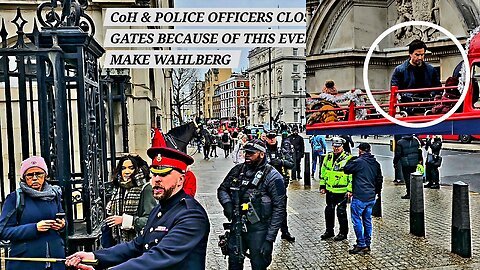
(0, 156, 65, 270)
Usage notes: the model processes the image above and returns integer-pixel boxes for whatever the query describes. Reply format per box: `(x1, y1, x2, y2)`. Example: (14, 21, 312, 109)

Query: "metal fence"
(0, 0, 129, 253)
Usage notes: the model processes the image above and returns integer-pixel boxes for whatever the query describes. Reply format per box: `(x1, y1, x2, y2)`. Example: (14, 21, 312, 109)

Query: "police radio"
(251, 170, 264, 186)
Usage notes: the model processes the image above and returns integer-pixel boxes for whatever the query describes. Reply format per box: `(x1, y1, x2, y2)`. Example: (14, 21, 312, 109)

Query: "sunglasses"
(24, 172, 46, 180)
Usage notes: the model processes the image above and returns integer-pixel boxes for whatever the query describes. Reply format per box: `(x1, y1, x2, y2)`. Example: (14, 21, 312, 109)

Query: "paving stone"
(190, 151, 480, 270)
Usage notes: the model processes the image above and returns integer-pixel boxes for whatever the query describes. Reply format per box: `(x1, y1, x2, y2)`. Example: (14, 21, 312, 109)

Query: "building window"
(278, 99, 281, 108)
(294, 112, 299, 122)
(293, 64, 298, 73)
(293, 48, 298, 56)
(293, 80, 299, 92)
(240, 82, 245, 87)
(294, 99, 299, 107)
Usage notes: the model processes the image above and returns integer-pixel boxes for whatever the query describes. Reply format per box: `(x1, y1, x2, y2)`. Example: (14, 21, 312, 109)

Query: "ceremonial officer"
(66, 147, 210, 270)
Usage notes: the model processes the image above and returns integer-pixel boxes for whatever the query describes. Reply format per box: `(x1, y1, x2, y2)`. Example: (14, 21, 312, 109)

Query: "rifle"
(230, 186, 246, 263)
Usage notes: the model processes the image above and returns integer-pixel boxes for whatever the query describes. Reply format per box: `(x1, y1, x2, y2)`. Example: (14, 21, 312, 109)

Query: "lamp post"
(268, 47, 273, 131)
(300, 86, 303, 126)
(169, 87, 174, 128)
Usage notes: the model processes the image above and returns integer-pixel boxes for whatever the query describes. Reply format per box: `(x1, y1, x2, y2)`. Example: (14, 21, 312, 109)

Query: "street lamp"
(169, 87, 174, 127)
(268, 47, 273, 131)
(300, 86, 303, 126)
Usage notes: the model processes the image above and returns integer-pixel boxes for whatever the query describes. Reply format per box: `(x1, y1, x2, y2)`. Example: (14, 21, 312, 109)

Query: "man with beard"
(391, 39, 442, 115)
(66, 147, 210, 270)
(265, 132, 295, 242)
(218, 139, 286, 270)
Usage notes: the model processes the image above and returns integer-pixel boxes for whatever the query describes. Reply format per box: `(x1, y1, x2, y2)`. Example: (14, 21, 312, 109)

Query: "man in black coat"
(218, 139, 286, 270)
(288, 127, 305, 180)
(393, 135, 421, 199)
(66, 147, 210, 270)
(266, 132, 296, 243)
(344, 143, 383, 254)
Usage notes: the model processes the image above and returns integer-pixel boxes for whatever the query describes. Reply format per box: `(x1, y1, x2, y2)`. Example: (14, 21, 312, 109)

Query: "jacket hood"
(402, 135, 414, 140)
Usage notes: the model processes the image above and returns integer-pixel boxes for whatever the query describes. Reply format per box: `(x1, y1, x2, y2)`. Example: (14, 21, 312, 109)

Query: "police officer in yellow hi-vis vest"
(319, 137, 353, 241)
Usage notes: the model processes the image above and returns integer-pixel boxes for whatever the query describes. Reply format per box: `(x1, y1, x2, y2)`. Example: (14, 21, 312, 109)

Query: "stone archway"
(306, 0, 480, 93)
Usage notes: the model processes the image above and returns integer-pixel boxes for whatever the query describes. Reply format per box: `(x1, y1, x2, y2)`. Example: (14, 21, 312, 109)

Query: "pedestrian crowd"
(0, 129, 446, 270)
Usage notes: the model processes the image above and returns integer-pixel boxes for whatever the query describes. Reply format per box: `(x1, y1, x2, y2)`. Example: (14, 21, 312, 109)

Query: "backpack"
(15, 187, 62, 223)
(312, 136, 325, 153)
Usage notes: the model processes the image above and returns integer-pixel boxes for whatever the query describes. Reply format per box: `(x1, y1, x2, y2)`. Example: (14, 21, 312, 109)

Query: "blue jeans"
(311, 151, 324, 176)
(351, 198, 376, 248)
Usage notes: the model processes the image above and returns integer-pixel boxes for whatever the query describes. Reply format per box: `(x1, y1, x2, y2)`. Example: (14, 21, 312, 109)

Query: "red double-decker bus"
(306, 32, 480, 136)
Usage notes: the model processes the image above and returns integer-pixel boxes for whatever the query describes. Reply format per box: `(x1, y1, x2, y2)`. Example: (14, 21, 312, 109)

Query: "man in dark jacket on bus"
(391, 39, 442, 115)
(344, 143, 383, 254)
(393, 135, 421, 199)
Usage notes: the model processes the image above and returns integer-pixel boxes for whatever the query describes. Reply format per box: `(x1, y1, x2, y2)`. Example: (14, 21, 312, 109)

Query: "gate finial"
(12, 8, 28, 48)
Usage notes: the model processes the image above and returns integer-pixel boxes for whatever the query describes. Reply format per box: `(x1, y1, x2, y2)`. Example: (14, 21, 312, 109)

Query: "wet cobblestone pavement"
(191, 152, 480, 270)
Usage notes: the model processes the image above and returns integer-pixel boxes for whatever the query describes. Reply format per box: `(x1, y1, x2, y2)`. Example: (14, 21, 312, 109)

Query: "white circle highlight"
(363, 21, 470, 128)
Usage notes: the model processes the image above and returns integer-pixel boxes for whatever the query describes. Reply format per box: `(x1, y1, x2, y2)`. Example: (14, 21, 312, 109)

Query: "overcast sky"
(174, 0, 305, 77)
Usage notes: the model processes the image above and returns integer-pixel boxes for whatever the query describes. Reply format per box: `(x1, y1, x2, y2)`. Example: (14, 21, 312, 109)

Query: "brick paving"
(191, 150, 480, 270)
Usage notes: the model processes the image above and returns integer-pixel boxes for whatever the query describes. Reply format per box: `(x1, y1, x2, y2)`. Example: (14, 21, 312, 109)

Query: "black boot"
(424, 182, 433, 188)
(320, 231, 334, 240)
(281, 232, 296, 243)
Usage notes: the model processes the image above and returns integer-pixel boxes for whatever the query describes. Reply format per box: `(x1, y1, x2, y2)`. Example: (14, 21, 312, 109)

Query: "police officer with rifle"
(218, 139, 286, 270)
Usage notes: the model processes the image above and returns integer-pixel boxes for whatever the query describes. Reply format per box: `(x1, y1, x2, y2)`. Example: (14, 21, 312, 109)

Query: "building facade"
(248, 47, 306, 129)
(218, 73, 250, 126)
(0, 0, 174, 162)
(203, 68, 232, 119)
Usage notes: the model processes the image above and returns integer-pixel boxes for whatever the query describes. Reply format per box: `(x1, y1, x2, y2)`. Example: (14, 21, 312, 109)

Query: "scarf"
(20, 182, 59, 201)
(109, 170, 148, 242)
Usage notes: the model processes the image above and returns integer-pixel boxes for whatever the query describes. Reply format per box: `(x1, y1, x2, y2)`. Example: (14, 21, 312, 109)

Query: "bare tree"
(171, 68, 203, 125)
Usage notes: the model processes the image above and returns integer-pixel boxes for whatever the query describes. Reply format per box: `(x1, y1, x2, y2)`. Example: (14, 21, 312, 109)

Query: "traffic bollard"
(410, 172, 425, 237)
(372, 194, 382, 217)
(451, 181, 471, 258)
(304, 152, 311, 187)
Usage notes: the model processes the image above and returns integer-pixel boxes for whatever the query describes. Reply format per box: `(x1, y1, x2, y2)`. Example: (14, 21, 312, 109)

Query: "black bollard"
(451, 181, 471, 258)
(372, 194, 382, 217)
(304, 152, 311, 187)
(410, 172, 425, 237)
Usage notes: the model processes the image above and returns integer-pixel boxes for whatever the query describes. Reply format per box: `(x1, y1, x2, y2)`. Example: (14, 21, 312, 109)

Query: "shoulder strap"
(16, 188, 24, 224)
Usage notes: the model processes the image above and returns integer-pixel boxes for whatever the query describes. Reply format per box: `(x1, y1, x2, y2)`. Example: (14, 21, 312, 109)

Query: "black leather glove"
(223, 202, 233, 221)
(270, 159, 282, 167)
(260, 240, 273, 257)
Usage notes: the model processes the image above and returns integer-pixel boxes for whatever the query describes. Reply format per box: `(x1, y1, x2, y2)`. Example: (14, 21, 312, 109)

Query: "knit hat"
(20, 156, 48, 178)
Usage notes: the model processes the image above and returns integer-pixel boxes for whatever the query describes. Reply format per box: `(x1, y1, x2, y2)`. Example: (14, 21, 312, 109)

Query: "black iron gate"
(0, 0, 129, 253)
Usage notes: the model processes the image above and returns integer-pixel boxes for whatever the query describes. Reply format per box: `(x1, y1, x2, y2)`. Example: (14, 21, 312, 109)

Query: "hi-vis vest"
(320, 151, 353, 193)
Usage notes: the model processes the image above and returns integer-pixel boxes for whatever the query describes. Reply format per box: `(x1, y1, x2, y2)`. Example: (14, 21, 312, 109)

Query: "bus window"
(472, 63, 480, 108)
